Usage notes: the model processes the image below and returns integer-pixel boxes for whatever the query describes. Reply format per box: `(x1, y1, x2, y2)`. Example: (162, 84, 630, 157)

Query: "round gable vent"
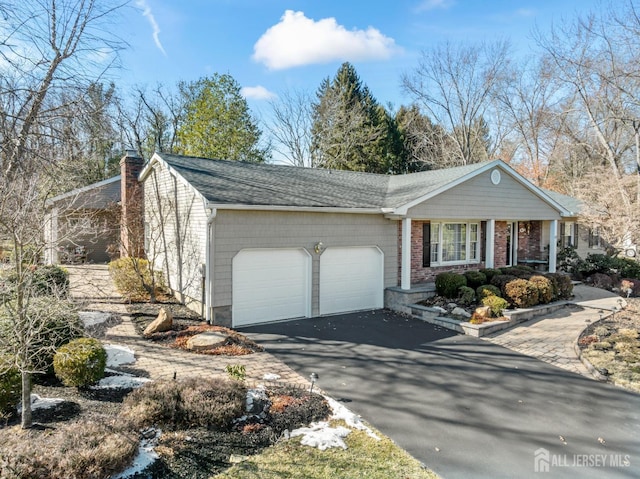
(491, 169, 501, 185)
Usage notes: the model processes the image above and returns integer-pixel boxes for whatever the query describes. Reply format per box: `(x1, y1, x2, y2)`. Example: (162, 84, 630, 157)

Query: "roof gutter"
(205, 203, 384, 214)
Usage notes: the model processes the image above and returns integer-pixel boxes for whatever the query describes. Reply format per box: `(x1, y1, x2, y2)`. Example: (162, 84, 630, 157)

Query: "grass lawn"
(214, 420, 439, 479)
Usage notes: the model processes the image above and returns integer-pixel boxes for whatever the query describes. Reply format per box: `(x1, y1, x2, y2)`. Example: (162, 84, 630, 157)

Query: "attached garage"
(319, 246, 384, 316)
(232, 248, 312, 327)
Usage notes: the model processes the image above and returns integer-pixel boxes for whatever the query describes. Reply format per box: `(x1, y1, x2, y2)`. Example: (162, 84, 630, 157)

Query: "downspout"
(205, 206, 217, 324)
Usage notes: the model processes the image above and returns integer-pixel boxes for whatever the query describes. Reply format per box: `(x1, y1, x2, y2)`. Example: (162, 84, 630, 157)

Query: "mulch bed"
(126, 298, 263, 356)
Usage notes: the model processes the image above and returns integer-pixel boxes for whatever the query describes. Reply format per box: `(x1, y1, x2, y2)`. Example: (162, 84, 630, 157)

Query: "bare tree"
(402, 40, 511, 166)
(0, 0, 125, 428)
(266, 89, 313, 167)
(536, 0, 640, 246)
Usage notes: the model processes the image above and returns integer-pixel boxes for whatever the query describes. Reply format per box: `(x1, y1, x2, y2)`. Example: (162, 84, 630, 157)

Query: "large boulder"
(451, 307, 472, 318)
(186, 331, 228, 351)
(143, 308, 173, 336)
(474, 306, 492, 318)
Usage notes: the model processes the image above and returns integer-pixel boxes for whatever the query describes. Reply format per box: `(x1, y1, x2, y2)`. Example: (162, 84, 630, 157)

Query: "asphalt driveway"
(242, 310, 640, 479)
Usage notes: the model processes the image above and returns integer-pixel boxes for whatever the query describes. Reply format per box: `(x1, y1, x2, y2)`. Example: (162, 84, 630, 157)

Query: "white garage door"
(233, 248, 311, 327)
(319, 246, 384, 316)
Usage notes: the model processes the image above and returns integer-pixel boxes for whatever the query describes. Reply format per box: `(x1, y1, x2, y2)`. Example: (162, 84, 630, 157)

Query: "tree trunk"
(21, 372, 32, 429)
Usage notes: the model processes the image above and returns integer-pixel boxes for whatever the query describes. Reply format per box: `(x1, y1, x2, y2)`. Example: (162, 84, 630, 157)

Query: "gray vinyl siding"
(143, 164, 208, 310)
(213, 210, 398, 316)
(407, 169, 561, 220)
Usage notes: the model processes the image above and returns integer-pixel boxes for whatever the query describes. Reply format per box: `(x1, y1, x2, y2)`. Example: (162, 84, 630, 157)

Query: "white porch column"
(401, 217, 412, 290)
(548, 220, 558, 273)
(486, 219, 495, 268)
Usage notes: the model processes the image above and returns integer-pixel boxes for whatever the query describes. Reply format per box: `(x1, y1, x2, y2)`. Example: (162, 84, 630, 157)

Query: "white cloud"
(241, 85, 277, 100)
(416, 0, 455, 12)
(253, 10, 399, 70)
(136, 0, 166, 56)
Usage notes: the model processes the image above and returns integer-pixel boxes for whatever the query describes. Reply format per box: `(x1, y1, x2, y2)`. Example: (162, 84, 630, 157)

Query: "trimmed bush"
(108, 257, 164, 300)
(529, 275, 553, 304)
(476, 284, 501, 300)
(5, 265, 69, 297)
(0, 362, 21, 415)
(545, 273, 573, 300)
(464, 270, 487, 289)
(482, 295, 509, 317)
(504, 279, 539, 308)
(457, 286, 476, 306)
(435, 272, 467, 298)
(613, 257, 640, 279)
(54, 338, 107, 388)
(490, 274, 518, 295)
(500, 266, 534, 278)
(480, 268, 502, 283)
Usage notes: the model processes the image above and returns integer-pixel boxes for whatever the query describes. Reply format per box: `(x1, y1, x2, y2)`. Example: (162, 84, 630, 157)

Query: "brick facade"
(120, 151, 145, 258)
(494, 221, 509, 268)
(517, 220, 544, 260)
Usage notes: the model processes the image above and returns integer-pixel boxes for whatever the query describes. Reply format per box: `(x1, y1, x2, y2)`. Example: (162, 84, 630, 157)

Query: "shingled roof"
(153, 153, 495, 211)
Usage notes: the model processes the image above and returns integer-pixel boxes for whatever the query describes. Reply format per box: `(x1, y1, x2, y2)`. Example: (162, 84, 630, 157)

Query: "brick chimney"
(120, 150, 145, 258)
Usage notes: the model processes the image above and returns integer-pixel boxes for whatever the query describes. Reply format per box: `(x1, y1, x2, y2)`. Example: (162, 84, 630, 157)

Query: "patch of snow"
(17, 394, 64, 413)
(290, 423, 351, 450)
(93, 375, 150, 390)
(262, 373, 281, 381)
(289, 396, 380, 451)
(105, 344, 136, 367)
(112, 429, 161, 479)
(79, 311, 111, 327)
(325, 396, 379, 440)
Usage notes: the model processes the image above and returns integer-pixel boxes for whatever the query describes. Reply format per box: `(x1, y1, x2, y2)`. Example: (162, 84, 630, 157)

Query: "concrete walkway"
(483, 284, 625, 377)
(67, 264, 308, 387)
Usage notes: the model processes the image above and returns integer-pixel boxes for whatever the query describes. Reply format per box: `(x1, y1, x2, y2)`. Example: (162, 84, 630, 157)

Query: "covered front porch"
(397, 218, 559, 291)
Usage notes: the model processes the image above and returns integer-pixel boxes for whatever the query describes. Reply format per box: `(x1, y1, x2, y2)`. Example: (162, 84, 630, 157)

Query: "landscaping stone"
(246, 387, 270, 414)
(186, 331, 227, 351)
(451, 307, 472, 318)
(474, 306, 492, 318)
(447, 303, 458, 310)
(143, 308, 173, 336)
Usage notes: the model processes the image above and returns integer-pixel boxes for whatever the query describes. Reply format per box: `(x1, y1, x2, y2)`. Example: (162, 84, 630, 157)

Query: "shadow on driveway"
(242, 310, 640, 479)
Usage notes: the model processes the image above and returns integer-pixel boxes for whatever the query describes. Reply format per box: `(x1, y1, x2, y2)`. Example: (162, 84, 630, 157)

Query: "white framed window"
(430, 223, 440, 265)
(428, 221, 480, 266)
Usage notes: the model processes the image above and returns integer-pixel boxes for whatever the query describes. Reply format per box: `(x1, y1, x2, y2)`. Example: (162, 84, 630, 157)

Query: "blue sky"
(119, 0, 603, 111)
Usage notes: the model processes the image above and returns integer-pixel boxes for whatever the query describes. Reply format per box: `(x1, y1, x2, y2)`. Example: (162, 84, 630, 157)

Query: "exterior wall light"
(314, 242, 325, 254)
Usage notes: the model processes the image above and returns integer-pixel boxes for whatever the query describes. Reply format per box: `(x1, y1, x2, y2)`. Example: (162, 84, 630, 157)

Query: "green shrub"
(545, 273, 573, 300)
(490, 274, 518, 295)
(480, 268, 502, 282)
(529, 275, 553, 304)
(557, 245, 581, 273)
(53, 338, 107, 388)
(612, 257, 640, 279)
(463, 270, 487, 289)
(121, 377, 246, 431)
(482, 295, 509, 317)
(108, 257, 164, 300)
(0, 361, 21, 415)
(435, 273, 467, 298)
(225, 364, 246, 381)
(457, 286, 476, 306)
(504, 279, 539, 308)
(476, 284, 501, 300)
(4, 265, 69, 298)
(500, 266, 534, 278)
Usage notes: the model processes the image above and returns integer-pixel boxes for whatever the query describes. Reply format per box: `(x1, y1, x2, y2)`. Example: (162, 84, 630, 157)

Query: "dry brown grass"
(0, 420, 137, 479)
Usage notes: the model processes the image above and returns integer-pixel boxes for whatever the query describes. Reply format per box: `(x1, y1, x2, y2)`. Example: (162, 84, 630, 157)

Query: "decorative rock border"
(410, 301, 571, 338)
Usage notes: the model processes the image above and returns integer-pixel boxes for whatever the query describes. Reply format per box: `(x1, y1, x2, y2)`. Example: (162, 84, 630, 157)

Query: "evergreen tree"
(311, 63, 404, 173)
(176, 74, 268, 162)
